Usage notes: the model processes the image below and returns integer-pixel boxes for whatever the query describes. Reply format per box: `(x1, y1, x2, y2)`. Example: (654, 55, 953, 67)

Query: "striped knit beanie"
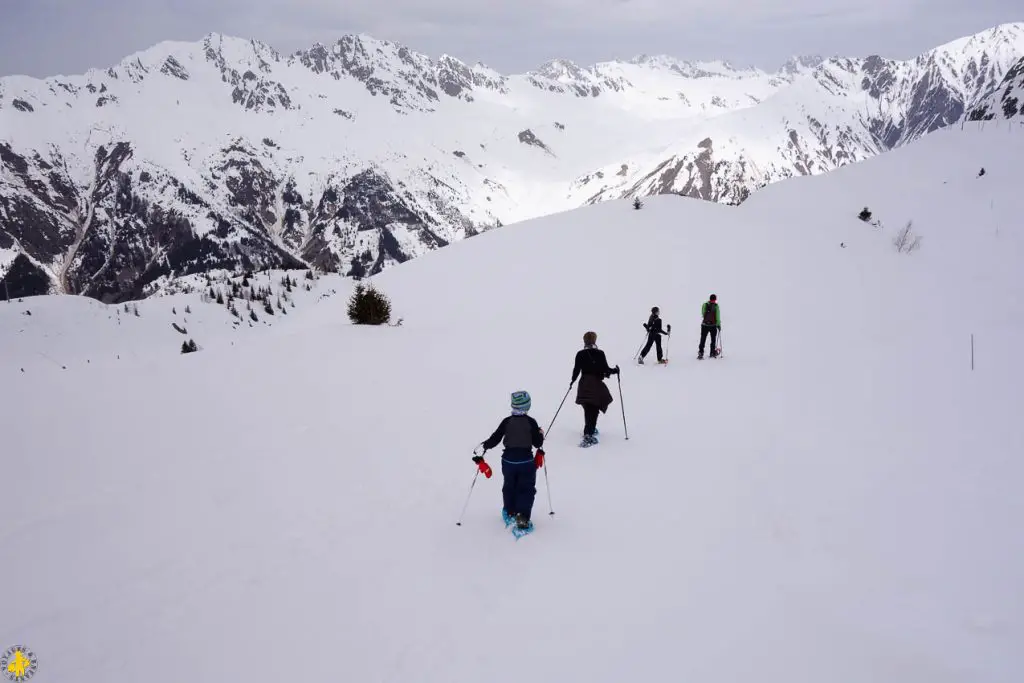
(510, 390, 531, 414)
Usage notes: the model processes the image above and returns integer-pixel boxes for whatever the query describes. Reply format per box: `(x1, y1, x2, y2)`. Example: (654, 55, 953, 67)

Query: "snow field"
(1, 124, 1022, 682)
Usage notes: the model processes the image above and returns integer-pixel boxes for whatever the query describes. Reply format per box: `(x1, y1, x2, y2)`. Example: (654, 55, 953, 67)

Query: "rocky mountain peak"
(533, 58, 588, 81)
(778, 55, 826, 76)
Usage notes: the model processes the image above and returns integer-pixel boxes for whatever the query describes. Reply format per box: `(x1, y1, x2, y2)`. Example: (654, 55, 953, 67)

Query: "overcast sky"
(1, 0, 1020, 78)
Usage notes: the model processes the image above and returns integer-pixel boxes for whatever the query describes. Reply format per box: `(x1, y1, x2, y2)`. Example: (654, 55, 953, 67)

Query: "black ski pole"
(456, 470, 480, 526)
(632, 335, 647, 361)
(617, 373, 629, 440)
(457, 444, 487, 526)
(540, 384, 573, 517)
(545, 383, 573, 434)
(542, 453, 555, 516)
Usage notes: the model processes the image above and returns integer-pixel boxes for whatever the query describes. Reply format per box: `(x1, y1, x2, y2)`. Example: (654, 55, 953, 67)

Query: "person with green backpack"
(698, 294, 721, 360)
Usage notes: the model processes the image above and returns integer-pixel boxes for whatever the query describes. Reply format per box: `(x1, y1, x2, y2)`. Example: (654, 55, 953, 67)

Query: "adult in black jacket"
(572, 331, 619, 446)
(639, 306, 670, 364)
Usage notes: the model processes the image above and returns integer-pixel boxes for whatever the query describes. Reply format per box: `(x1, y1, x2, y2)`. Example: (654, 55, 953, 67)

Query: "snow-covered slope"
(2, 25, 1023, 301)
(0, 268, 346, 370)
(2, 123, 1022, 682)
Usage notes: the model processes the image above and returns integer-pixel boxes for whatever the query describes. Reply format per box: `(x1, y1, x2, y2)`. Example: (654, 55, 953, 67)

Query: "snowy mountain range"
(2, 23, 1024, 301)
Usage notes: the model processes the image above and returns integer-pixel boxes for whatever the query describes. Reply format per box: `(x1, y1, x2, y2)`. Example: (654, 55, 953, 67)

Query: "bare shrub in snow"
(893, 221, 922, 254)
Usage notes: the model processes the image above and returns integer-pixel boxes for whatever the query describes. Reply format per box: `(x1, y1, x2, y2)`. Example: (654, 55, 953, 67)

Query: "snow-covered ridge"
(2, 24, 1023, 302)
(569, 23, 1024, 205)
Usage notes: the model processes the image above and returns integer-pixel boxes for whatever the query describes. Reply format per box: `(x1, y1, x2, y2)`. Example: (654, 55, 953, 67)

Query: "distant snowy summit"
(1, 23, 1023, 302)
(570, 23, 1024, 205)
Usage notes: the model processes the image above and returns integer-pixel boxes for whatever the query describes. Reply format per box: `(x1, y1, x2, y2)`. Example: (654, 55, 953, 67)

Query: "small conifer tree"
(347, 283, 392, 325)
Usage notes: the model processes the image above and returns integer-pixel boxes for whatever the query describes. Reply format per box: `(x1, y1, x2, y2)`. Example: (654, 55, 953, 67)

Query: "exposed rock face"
(518, 130, 553, 154)
(970, 56, 1024, 120)
(0, 139, 307, 301)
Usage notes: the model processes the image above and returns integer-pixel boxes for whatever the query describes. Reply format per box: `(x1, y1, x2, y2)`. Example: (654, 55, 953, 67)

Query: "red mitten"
(472, 455, 493, 478)
(534, 449, 545, 469)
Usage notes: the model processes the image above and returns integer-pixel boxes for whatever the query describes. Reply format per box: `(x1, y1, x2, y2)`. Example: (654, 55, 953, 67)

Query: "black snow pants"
(640, 333, 663, 361)
(583, 404, 600, 436)
(502, 460, 537, 521)
(699, 325, 719, 357)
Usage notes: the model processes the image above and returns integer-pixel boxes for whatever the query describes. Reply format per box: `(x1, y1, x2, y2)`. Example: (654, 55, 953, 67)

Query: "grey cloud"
(0, 0, 1020, 78)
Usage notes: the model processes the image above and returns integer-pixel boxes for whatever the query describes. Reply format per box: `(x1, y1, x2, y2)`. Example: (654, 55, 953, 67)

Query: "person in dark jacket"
(698, 294, 722, 359)
(479, 390, 545, 529)
(638, 306, 670, 364)
(572, 331, 619, 447)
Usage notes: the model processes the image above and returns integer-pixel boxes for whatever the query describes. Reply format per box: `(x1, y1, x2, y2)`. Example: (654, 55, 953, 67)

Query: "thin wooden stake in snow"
(971, 334, 975, 371)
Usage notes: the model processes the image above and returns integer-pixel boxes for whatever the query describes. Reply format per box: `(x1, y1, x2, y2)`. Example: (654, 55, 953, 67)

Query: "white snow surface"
(2, 123, 1023, 682)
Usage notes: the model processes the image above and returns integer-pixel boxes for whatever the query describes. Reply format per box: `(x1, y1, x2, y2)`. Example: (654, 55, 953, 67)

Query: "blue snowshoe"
(511, 513, 535, 539)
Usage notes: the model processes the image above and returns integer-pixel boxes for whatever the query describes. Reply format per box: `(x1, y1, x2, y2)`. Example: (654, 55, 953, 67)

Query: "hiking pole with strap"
(457, 444, 493, 526)
(632, 334, 647, 361)
(540, 383, 573, 517)
(617, 373, 629, 440)
(664, 324, 671, 361)
(717, 327, 723, 357)
(545, 383, 573, 435)
(542, 454, 555, 516)
(456, 470, 480, 526)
